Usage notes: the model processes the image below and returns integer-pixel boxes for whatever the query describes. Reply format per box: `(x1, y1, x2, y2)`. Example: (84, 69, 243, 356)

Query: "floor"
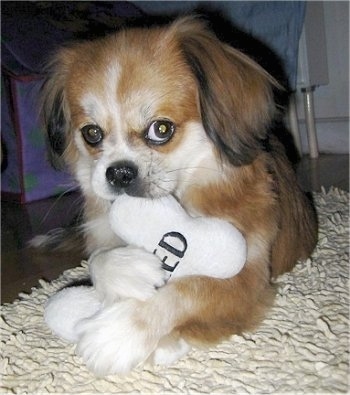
(1, 154, 349, 303)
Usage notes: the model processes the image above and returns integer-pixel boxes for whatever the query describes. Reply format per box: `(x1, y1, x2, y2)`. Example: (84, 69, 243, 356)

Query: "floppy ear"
(171, 17, 279, 166)
(40, 49, 72, 168)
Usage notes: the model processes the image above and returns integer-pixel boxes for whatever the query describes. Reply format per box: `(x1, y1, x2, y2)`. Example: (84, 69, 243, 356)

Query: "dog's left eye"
(145, 120, 175, 144)
(81, 125, 104, 146)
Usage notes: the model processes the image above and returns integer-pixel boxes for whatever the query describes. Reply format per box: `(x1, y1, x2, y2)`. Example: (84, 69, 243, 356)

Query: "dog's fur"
(41, 17, 317, 374)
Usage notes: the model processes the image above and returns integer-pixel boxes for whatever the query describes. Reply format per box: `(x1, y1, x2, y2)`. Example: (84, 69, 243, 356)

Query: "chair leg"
(302, 87, 319, 159)
(287, 93, 302, 156)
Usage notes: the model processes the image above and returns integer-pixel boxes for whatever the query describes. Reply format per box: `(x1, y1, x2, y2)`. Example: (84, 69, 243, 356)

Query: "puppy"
(41, 16, 317, 374)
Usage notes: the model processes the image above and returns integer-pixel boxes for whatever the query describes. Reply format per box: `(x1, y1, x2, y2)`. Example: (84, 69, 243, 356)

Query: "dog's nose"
(106, 161, 138, 189)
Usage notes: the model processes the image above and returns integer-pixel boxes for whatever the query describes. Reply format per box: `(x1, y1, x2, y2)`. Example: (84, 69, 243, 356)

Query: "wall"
(295, 1, 349, 154)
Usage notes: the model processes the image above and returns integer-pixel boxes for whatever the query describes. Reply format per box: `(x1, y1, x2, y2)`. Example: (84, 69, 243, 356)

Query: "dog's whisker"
(38, 184, 82, 226)
(165, 166, 221, 175)
(149, 180, 173, 195)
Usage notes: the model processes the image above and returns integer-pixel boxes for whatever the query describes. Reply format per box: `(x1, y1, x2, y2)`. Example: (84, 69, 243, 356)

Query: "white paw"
(44, 286, 101, 343)
(75, 299, 160, 376)
(89, 246, 168, 304)
(151, 337, 191, 366)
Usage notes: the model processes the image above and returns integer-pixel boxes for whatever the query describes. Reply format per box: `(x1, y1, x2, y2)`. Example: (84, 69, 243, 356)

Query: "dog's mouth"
(106, 180, 171, 202)
(110, 187, 147, 200)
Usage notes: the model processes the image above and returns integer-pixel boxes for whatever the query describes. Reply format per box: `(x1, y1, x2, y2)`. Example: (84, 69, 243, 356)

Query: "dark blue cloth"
(1, 1, 143, 75)
(131, 1, 305, 89)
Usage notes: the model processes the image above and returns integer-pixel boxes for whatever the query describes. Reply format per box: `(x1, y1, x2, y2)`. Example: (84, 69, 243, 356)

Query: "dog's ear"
(40, 48, 73, 168)
(171, 17, 279, 166)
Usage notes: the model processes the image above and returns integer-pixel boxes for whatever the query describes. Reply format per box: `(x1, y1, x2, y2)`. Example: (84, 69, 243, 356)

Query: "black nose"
(106, 161, 138, 189)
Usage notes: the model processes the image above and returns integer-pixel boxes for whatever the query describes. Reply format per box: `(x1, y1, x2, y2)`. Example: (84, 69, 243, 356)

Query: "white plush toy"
(44, 194, 246, 345)
(110, 194, 246, 280)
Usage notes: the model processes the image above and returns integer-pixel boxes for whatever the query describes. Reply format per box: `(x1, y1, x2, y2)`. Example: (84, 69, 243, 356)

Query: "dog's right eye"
(81, 125, 104, 146)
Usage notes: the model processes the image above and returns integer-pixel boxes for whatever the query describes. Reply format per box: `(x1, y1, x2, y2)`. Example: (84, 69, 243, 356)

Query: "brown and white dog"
(41, 16, 317, 374)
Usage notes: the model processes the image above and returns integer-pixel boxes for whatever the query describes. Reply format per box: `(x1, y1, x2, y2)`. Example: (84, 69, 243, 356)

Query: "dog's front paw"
(76, 299, 160, 376)
(89, 246, 168, 304)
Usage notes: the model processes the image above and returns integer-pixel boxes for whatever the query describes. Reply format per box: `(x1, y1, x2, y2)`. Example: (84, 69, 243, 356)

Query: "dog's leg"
(76, 259, 273, 376)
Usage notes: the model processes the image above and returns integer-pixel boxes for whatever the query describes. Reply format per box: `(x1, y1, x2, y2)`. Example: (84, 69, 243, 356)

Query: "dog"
(41, 16, 317, 375)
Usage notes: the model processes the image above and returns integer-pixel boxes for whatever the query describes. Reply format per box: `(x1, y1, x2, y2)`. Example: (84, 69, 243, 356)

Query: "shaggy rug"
(1, 187, 349, 394)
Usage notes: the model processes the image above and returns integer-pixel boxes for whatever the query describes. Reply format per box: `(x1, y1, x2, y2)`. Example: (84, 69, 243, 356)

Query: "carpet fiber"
(1, 187, 349, 393)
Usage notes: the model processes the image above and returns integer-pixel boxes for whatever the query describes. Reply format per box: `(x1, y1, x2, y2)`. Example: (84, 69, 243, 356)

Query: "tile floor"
(1, 154, 348, 303)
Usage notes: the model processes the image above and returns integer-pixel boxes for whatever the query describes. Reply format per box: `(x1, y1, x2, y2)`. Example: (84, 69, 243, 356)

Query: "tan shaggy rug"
(1, 187, 349, 394)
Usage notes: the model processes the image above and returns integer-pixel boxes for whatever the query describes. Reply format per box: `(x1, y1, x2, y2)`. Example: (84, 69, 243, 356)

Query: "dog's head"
(42, 16, 277, 201)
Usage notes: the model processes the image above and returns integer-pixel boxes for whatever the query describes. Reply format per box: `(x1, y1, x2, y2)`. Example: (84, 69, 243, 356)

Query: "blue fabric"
(1, 1, 143, 75)
(132, 1, 305, 88)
